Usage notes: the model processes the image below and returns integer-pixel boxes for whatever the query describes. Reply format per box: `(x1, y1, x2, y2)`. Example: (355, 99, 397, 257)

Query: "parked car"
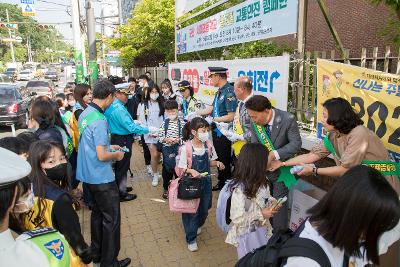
(44, 70, 59, 81)
(26, 80, 55, 98)
(4, 68, 18, 80)
(0, 83, 30, 128)
(18, 69, 34, 81)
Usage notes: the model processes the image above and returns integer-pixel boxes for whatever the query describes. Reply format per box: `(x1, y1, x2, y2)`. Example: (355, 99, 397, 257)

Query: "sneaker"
(146, 165, 153, 175)
(152, 174, 159, 186)
(162, 190, 168, 199)
(187, 242, 198, 252)
(197, 228, 201, 235)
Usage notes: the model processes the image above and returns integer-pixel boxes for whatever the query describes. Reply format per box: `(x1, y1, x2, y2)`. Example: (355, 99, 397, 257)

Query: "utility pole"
(85, 0, 98, 86)
(296, 0, 308, 120)
(6, 9, 16, 63)
(71, 0, 85, 83)
(100, 7, 107, 77)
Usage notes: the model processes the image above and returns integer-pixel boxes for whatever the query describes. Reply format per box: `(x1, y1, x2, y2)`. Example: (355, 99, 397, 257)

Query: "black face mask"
(45, 163, 68, 181)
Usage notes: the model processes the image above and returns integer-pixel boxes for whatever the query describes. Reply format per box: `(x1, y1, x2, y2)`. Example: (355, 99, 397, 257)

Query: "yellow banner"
(317, 59, 400, 162)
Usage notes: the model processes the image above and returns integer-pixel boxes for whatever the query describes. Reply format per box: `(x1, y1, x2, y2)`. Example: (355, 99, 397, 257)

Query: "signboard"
(317, 59, 400, 162)
(20, 0, 36, 17)
(175, 0, 210, 18)
(105, 50, 121, 64)
(168, 55, 290, 110)
(176, 0, 298, 54)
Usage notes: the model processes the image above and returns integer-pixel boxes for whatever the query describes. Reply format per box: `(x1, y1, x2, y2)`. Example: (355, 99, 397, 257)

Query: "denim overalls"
(182, 144, 213, 244)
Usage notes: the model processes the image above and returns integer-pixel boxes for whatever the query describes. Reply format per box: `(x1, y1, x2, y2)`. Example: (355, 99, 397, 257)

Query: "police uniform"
(177, 80, 205, 119)
(105, 84, 149, 201)
(209, 67, 238, 190)
(0, 148, 70, 267)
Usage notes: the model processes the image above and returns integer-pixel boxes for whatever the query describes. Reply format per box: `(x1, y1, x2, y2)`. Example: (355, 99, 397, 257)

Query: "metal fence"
(130, 46, 400, 127)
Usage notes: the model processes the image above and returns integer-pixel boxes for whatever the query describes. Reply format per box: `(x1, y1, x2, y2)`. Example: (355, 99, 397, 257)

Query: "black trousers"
(86, 182, 121, 267)
(162, 166, 176, 190)
(111, 134, 133, 196)
(212, 129, 232, 186)
(141, 135, 151, 165)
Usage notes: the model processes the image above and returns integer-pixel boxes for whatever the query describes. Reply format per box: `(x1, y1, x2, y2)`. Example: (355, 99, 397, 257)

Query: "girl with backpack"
(138, 84, 165, 186)
(176, 117, 225, 252)
(226, 143, 279, 259)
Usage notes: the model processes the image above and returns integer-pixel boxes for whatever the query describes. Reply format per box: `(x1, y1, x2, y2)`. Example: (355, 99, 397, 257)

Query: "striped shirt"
(158, 118, 185, 146)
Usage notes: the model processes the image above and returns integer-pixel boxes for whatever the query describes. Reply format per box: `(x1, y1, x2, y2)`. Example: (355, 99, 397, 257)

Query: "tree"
(0, 3, 72, 63)
(371, 0, 400, 19)
(109, 0, 175, 68)
(370, 0, 400, 48)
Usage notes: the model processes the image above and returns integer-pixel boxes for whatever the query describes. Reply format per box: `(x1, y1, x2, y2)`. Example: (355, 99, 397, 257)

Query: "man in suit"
(245, 95, 302, 232)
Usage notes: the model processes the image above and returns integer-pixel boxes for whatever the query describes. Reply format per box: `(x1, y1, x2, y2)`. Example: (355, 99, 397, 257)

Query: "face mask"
(139, 82, 144, 87)
(150, 93, 159, 101)
(45, 163, 68, 182)
(13, 190, 35, 214)
(167, 114, 177, 120)
(198, 132, 209, 143)
(128, 94, 133, 99)
(68, 100, 76, 107)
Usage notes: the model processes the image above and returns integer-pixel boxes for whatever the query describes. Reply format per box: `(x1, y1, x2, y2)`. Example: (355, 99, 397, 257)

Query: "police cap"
(115, 82, 131, 94)
(178, 80, 192, 91)
(0, 147, 31, 187)
(208, 67, 228, 78)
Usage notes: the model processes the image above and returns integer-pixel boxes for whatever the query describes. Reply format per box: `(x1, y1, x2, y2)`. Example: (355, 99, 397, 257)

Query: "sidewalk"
(79, 143, 236, 267)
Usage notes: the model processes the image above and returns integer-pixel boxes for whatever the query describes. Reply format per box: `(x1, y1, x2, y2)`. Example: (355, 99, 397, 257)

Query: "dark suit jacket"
(250, 108, 302, 161)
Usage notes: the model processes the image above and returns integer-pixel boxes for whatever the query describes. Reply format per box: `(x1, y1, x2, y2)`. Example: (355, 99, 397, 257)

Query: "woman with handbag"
(176, 117, 225, 252)
(226, 143, 279, 259)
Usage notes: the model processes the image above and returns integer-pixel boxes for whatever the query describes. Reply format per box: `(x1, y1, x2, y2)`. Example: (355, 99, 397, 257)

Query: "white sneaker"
(152, 174, 159, 187)
(197, 228, 201, 235)
(146, 165, 153, 175)
(187, 242, 198, 252)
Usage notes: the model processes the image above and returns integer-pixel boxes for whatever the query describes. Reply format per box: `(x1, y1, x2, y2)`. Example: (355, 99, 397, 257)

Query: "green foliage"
(110, 0, 175, 68)
(0, 3, 72, 63)
(370, 0, 400, 48)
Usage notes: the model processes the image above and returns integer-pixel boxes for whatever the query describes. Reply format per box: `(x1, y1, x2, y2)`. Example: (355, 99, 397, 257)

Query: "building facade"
(121, 0, 139, 24)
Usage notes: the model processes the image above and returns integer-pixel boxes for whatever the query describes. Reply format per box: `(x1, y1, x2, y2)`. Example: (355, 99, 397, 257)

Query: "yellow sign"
(317, 59, 400, 162)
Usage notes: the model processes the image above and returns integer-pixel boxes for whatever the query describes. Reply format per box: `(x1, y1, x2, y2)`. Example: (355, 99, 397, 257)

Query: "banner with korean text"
(175, 0, 210, 18)
(168, 55, 290, 111)
(176, 0, 298, 54)
(316, 59, 400, 162)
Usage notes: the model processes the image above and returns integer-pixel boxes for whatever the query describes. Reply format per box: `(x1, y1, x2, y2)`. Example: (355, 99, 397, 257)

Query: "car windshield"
(0, 86, 16, 104)
(47, 72, 56, 75)
(27, 81, 49, 87)
(21, 70, 30, 74)
(6, 68, 16, 72)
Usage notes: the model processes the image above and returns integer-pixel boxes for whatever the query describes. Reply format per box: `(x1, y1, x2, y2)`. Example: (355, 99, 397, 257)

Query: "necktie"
(265, 124, 271, 137)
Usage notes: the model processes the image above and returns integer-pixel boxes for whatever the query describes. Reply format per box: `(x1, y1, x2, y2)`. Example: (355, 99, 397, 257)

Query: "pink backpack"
(174, 140, 213, 178)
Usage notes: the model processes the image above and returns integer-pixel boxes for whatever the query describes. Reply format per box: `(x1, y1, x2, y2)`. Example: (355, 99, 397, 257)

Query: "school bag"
(216, 180, 235, 233)
(175, 140, 213, 178)
(234, 222, 331, 267)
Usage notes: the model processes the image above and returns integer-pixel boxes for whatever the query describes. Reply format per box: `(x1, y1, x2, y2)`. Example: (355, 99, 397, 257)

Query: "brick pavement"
(78, 143, 237, 267)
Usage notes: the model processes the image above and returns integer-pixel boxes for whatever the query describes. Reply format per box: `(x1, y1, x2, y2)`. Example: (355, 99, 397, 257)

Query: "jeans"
(182, 176, 212, 244)
(86, 181, 121, 267)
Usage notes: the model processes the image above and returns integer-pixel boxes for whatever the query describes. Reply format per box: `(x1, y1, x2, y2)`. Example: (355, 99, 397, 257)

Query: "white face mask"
(13, 190, 35, 214)
(167, 114, 178, 120)
(198, 132, 209, 143)
(68, 100, 76, 107)
(139, 82, 144, 87)
(150, 93, 159, 101)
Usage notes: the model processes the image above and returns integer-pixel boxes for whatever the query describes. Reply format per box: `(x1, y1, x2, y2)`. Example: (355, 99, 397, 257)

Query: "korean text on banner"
(20, 0, 36, 17)
(175, 0, 209, 18)
(168, 55, 290, 111)
(316, 59, 400, 162)
(176, 0, 298, 54)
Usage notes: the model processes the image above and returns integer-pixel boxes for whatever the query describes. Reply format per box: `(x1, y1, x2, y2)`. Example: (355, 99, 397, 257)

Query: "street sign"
(0, 23, 18, 29)
(20, 0, 36, 17)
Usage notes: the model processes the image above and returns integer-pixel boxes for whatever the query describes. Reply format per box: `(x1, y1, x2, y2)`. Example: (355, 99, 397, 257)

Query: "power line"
(36, 0, 71, 7)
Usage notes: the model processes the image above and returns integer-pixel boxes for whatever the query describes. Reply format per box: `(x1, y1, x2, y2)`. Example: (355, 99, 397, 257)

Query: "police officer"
(104, 83, 149, 202)
(197, 67, 238, 191)
(177, 80, 204, 120)
(0, 147, 71, 267)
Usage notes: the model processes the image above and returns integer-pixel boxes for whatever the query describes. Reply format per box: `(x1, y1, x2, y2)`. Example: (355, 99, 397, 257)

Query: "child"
(225, 143, 279, 259)
(177, 117, 225, 252)
(138, 84, 165, 186)
(158, 100, 185, 199)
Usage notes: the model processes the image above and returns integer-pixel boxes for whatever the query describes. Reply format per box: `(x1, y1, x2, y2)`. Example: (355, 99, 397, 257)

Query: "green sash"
(323, 135, 400, 177)
(253, 123, 297, 189)
(55, 125, 74, 157)
(78, 110, 106, 139)
(26, 229, 71, 267)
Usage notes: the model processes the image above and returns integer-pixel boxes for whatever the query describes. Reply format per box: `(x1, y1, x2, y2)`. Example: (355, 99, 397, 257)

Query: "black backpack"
(235, 223, 331, 267)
